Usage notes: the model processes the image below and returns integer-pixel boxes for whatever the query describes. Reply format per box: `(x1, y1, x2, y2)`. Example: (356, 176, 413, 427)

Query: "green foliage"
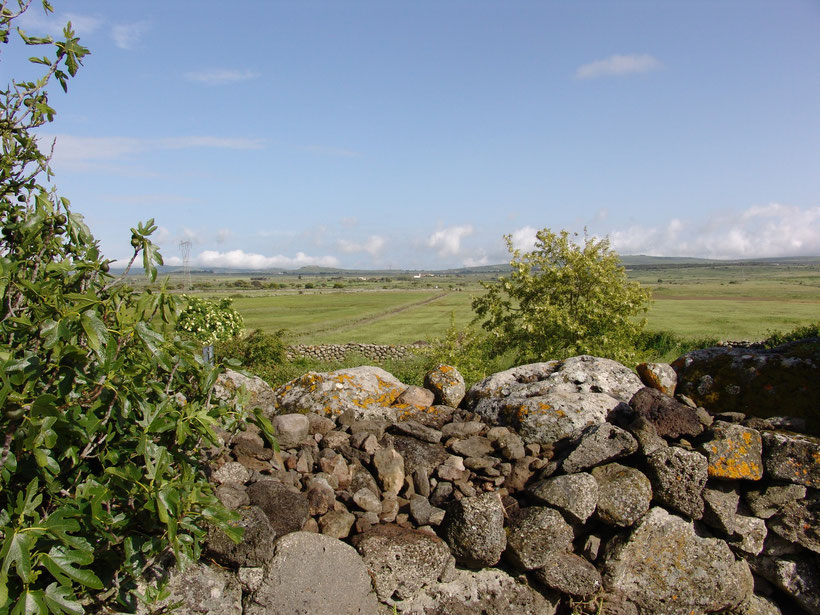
(472, 228, 651, 364)
(762, 321, 820, 349)
(1, 5, 268, 612)
(176, 296, 244, 345)
(215, 328, 287, 383)
(635, 329, 720, 363)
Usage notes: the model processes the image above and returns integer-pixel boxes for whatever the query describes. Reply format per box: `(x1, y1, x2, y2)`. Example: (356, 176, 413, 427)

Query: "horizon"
(7, 1, 820, 268)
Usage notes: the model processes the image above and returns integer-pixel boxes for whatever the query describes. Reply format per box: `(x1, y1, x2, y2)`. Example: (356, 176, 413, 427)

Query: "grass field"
(184, 260, 820, 346)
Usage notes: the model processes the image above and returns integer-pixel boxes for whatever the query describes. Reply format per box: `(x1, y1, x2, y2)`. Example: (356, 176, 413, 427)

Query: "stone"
(494, 430, 526, 460)
(591, 463, 652, 527)
(490, 391, 626, 447)
(533, 552, 602, 598)
(389, 420, 442, 443)
(730, 514, 767, 556)
(319, 453, 351, 489)
(373, 447, 405, 495)
(746, 553, 820, 615)
(424, 364, 466, 408)
(353, 487, 382, 513)
(629, 387, 704, 439)
(318, 510, 356, 539)
(136, 561, 242, 615)
(761, 430, 820, 488)
(246, 480, 310, 535)
(441, 421, 485, 438)
(449, 435, 493, 458)
(601, 507, 753, 615)
(206, 506, 276, 567)
(214, 482, 250, 509)
(437, 455, 468, 482)
(732, 594, 783, 615)
(320, 430, 350, 449)
(768, 492, 820, 553)
(672, 338, 820, 421)
(409, 494, 445, 526)
(701, 481, 740, 534)
(271, 413, 310, 449)
(351, 524, 455, 602)
(394, 385, 435, 408)
(645, 446, 708, 519)
(237, 567, 265, 593)
(636, 361, 677, 396)
(440, 492, 506, 568)
(504, 506, 574, 571)
(528, 472, 598, 524)
(699, 421, 763, 480)
(744, 482, 806, 519)
(561, 423, 638, 473)
(388, 434, 450, 477)
(212, 461, 252, 485)
(215, 368, 278, 418)
(306, 412, 336, 435)
(274, 366, 407, 421)
(625, 416, 667, 456)
(243, 532, 377, 615)
(393, 567, 559, 615)
(465, 356, 642, 412)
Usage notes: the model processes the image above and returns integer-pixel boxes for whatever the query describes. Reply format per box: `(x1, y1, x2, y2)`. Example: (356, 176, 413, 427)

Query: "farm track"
(291, 291, 453, 339)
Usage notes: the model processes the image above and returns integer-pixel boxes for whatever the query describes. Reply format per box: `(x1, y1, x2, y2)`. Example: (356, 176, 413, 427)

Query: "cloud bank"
(338, 235, 385, 256)
(575, 54, 662, 79)
(608, 203, 820, 259)
(165, 249, 339, 270)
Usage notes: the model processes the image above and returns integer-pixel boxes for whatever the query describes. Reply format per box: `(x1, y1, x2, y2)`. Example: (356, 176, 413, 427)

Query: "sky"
(5, 0, 820, 270)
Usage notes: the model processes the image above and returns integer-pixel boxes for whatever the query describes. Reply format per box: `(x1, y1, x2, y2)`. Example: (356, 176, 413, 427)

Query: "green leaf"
(41, 547, 103, 590)
(134, 322, 164, 356)
(80, 310, 107, 357)
(0, 530, 34, 582)
(44, 583, 84, 615)
(10, 589, 47, 615)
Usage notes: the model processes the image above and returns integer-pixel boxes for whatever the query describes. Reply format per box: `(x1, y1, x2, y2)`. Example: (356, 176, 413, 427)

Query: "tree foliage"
(1, 3, 269, 612)
(176, 296, 244, 346)
(472, 228, 651, 364)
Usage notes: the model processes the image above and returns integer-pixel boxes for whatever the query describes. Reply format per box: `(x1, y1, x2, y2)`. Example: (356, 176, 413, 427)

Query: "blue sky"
(8, 0, 820, 269)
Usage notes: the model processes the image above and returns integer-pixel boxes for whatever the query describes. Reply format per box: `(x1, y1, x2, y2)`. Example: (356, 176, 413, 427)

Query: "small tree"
(472, 228, 651, 363)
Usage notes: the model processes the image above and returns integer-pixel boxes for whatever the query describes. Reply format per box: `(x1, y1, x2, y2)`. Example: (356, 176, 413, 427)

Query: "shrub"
(472, 228, 651, 364)
(215, 329, 288, 383)
(762, 322, 820, 348)
(0, 6, 271, 612)
(176, 296, 244, 345)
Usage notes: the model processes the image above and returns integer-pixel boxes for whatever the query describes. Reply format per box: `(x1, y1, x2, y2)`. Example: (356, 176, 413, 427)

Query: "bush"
(762, 322, 820, 348)
(176, 296, 244, 345)
(472, 228, 651, 364)
(215, 329, 288, 383)
(0, 7, 270, 612)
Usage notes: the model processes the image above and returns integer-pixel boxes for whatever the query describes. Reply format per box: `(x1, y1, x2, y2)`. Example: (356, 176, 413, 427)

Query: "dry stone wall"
(159, 354, 820, 615)
(286, 342, 419, 363)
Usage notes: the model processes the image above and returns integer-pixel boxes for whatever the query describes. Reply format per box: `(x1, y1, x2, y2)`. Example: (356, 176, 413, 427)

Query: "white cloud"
(607, 204, 820, 258)
(428, 225, 474, 257)
(338, 235, 386, 256)
(575, 54, 662, 79)
(111, 21, 147, 50)
(193, 249, 339, 270)
(19, 11, 103, 37)
(183, 68, 259, 85)
(463, 256, 489, 267)
(509, 225, 539, 252)
(44, 134, 265, 170)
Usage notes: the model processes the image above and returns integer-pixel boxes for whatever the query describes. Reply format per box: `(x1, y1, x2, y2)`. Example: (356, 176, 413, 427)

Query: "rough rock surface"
(274, 366, 407, 420)
(699, 421, 763, 480)
(591, 463, 652, 527)
(602, 507, 753, 615)
(528, 472, 599, 524)
(136, 562, 242, 615)
(672, 338, 820, 420)
(628, 387, 704, 439)
(533, 552, 602, 598)
(440, 492, 506, 568)
(215, 369, 278, 418)
(561, 422, 638, 473)
(761, 429, 820, 488)
(243, 532, 378, 615)
(645, 446, 708, 519)
(636, 361, 677, 396)
(206, 505, 276, 567)
(767, 492, 820, 554)
(424, 364, 466, 408)
(504, 506, 574, 570)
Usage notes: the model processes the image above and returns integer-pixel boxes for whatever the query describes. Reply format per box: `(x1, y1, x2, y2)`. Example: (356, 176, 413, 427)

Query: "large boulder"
(601, 507, 753, 615)
(274, 366, 407, 420)
(440, 492, 506, 568)
(243, 532, 378, 615)
(215, 369, 278, 417)
(672, 338, 820, 421)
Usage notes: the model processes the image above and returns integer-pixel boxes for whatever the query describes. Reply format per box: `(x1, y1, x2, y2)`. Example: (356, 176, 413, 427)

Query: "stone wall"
(286, 342, 420, 363)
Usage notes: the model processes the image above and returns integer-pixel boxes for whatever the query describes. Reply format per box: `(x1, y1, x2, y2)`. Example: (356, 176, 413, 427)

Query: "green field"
(181, 260, 819, 345)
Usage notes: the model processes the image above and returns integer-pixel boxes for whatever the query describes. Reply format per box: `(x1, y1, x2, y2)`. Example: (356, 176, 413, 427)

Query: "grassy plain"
(174, 260, 819, 346)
